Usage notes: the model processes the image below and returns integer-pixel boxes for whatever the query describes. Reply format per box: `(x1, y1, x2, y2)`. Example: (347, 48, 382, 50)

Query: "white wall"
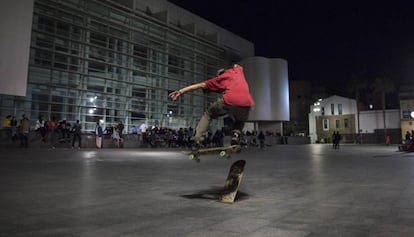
(312, 95, 357, 116)
(240, 57, 289, 121)
(0, 0, 34, 96)
(359, 109, 400, 133)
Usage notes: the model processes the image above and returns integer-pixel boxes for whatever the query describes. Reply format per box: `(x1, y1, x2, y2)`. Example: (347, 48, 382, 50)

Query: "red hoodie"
(203, 65, 255, 107)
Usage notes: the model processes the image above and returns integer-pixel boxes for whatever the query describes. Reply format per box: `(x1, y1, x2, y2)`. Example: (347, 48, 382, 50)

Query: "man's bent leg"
(229, 106, 251, 145)
(193, 99, 227, 142)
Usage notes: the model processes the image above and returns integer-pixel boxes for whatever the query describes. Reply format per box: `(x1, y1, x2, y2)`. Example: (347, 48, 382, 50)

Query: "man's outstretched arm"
(169, 82, 207, 101)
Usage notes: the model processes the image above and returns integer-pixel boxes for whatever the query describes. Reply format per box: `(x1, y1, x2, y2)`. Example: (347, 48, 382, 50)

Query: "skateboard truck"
(185, 145, 241, 162)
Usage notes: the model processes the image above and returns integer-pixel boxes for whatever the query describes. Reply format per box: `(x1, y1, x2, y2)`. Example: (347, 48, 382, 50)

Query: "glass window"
(338, 104, 342, 115)
(335, 119, 340, 129)
(323, 119, 329, 130)
(331, 104, 334, 115)
(17, 0, 231, 133)
(344, 118, 349, 128)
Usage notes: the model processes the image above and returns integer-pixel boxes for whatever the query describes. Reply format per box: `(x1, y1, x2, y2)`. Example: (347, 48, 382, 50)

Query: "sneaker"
(190, 142, 201, 151)
(231, 131, 241, 145)
(190, 136, 205, 143)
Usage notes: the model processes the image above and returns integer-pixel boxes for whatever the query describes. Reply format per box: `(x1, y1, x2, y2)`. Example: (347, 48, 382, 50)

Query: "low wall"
(0, 129, 315, 149)
(0, 130, 144, 148)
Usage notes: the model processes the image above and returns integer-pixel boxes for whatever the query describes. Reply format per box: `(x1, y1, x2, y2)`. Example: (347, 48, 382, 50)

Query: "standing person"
(2, 115, 11, 139)
(334, 131, 341, 149)
(35, 115, 46, 142)
(19, 114, 30, 148)
(10, 115, 18, 141)
(71, 120, 82, 148)
(60, 118, 70, 142)
(95, 121, 103, 149)
(2, 115, 11, 127)
(47, 116, 58, 148)
(139, 122, 148, 146)
(332, 131, 337, 149)
(117, 121, 124, 139)
(405, 131, 412, 144)
(258, 131, 265, 149)
(385, 135, 391, 146)
(169, 64, 255, 146)
(111, 128, 123, 148)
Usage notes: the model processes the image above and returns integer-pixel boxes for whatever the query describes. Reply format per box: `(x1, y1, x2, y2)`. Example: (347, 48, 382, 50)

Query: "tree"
(347, 74, 368, 143)
(371, 77, 395, 142)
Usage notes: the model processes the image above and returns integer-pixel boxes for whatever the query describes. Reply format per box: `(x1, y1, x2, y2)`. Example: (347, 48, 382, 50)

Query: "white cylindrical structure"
(240, 57, 289, 121)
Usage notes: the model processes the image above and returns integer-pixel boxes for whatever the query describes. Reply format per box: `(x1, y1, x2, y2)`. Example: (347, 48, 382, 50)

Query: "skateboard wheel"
(219, 150, 227, 157)
(189, 154, 196, 160)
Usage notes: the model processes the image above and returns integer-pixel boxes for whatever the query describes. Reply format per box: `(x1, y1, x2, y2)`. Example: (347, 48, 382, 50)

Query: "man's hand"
(169, 90, 182, 101)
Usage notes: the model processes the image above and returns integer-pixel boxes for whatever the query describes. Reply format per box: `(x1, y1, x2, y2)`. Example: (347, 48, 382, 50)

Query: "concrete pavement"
(1, 144, 414, 236)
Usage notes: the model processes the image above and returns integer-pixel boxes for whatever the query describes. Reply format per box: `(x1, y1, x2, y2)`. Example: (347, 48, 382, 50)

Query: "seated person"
(111, 128, 124, 148)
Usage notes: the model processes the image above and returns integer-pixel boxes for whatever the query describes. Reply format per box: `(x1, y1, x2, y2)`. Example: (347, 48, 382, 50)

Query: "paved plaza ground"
(1, 144, 414, 236)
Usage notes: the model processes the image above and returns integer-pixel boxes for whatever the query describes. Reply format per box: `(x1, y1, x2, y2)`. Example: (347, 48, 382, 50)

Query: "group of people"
(97, 121, 125, 148)
(1, 114, 82, 149)
(2, 114, 31, 148)
(130, 125, 269, 149)
(332, 131, 342, 149)
(2, 115, 18, 140)
(38, 116, 83, 149)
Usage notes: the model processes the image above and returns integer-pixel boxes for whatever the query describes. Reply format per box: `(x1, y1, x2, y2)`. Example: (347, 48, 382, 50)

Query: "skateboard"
(183, 145, 241, 162)
(219, 159, 246, 203)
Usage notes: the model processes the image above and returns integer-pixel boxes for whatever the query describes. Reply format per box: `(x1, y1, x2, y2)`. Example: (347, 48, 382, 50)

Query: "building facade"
(309, 95, 357, 143)
(309, 95, 402, 144)
(286, 80, 313, 136)
(0, 0, 254, 132)
(400, 99, 414, 141)
(399, 85, 414, 142)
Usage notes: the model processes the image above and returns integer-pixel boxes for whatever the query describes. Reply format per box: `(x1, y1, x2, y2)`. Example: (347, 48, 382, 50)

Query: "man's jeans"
(194, 98, 251, 141)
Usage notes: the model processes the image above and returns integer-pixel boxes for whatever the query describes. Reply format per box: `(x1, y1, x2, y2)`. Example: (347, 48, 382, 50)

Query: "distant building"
(309, 95, 357, 143)
(359, 109, 400, 144)
(309, 95, 400, 144)
(287, 80, 313, 136)
(399, 84, 414, 142)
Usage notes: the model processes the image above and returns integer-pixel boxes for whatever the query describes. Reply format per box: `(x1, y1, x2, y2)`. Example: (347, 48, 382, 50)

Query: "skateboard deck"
(220, 159, 246, 203)
(183, 145, 241, 162)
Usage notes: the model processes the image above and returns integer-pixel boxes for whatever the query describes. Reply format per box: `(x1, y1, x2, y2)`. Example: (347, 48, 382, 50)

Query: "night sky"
(168, 1, 414, 96)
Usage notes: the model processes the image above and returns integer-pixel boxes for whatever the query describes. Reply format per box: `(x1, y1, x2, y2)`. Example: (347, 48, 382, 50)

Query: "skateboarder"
(169, 64, 255, 146)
